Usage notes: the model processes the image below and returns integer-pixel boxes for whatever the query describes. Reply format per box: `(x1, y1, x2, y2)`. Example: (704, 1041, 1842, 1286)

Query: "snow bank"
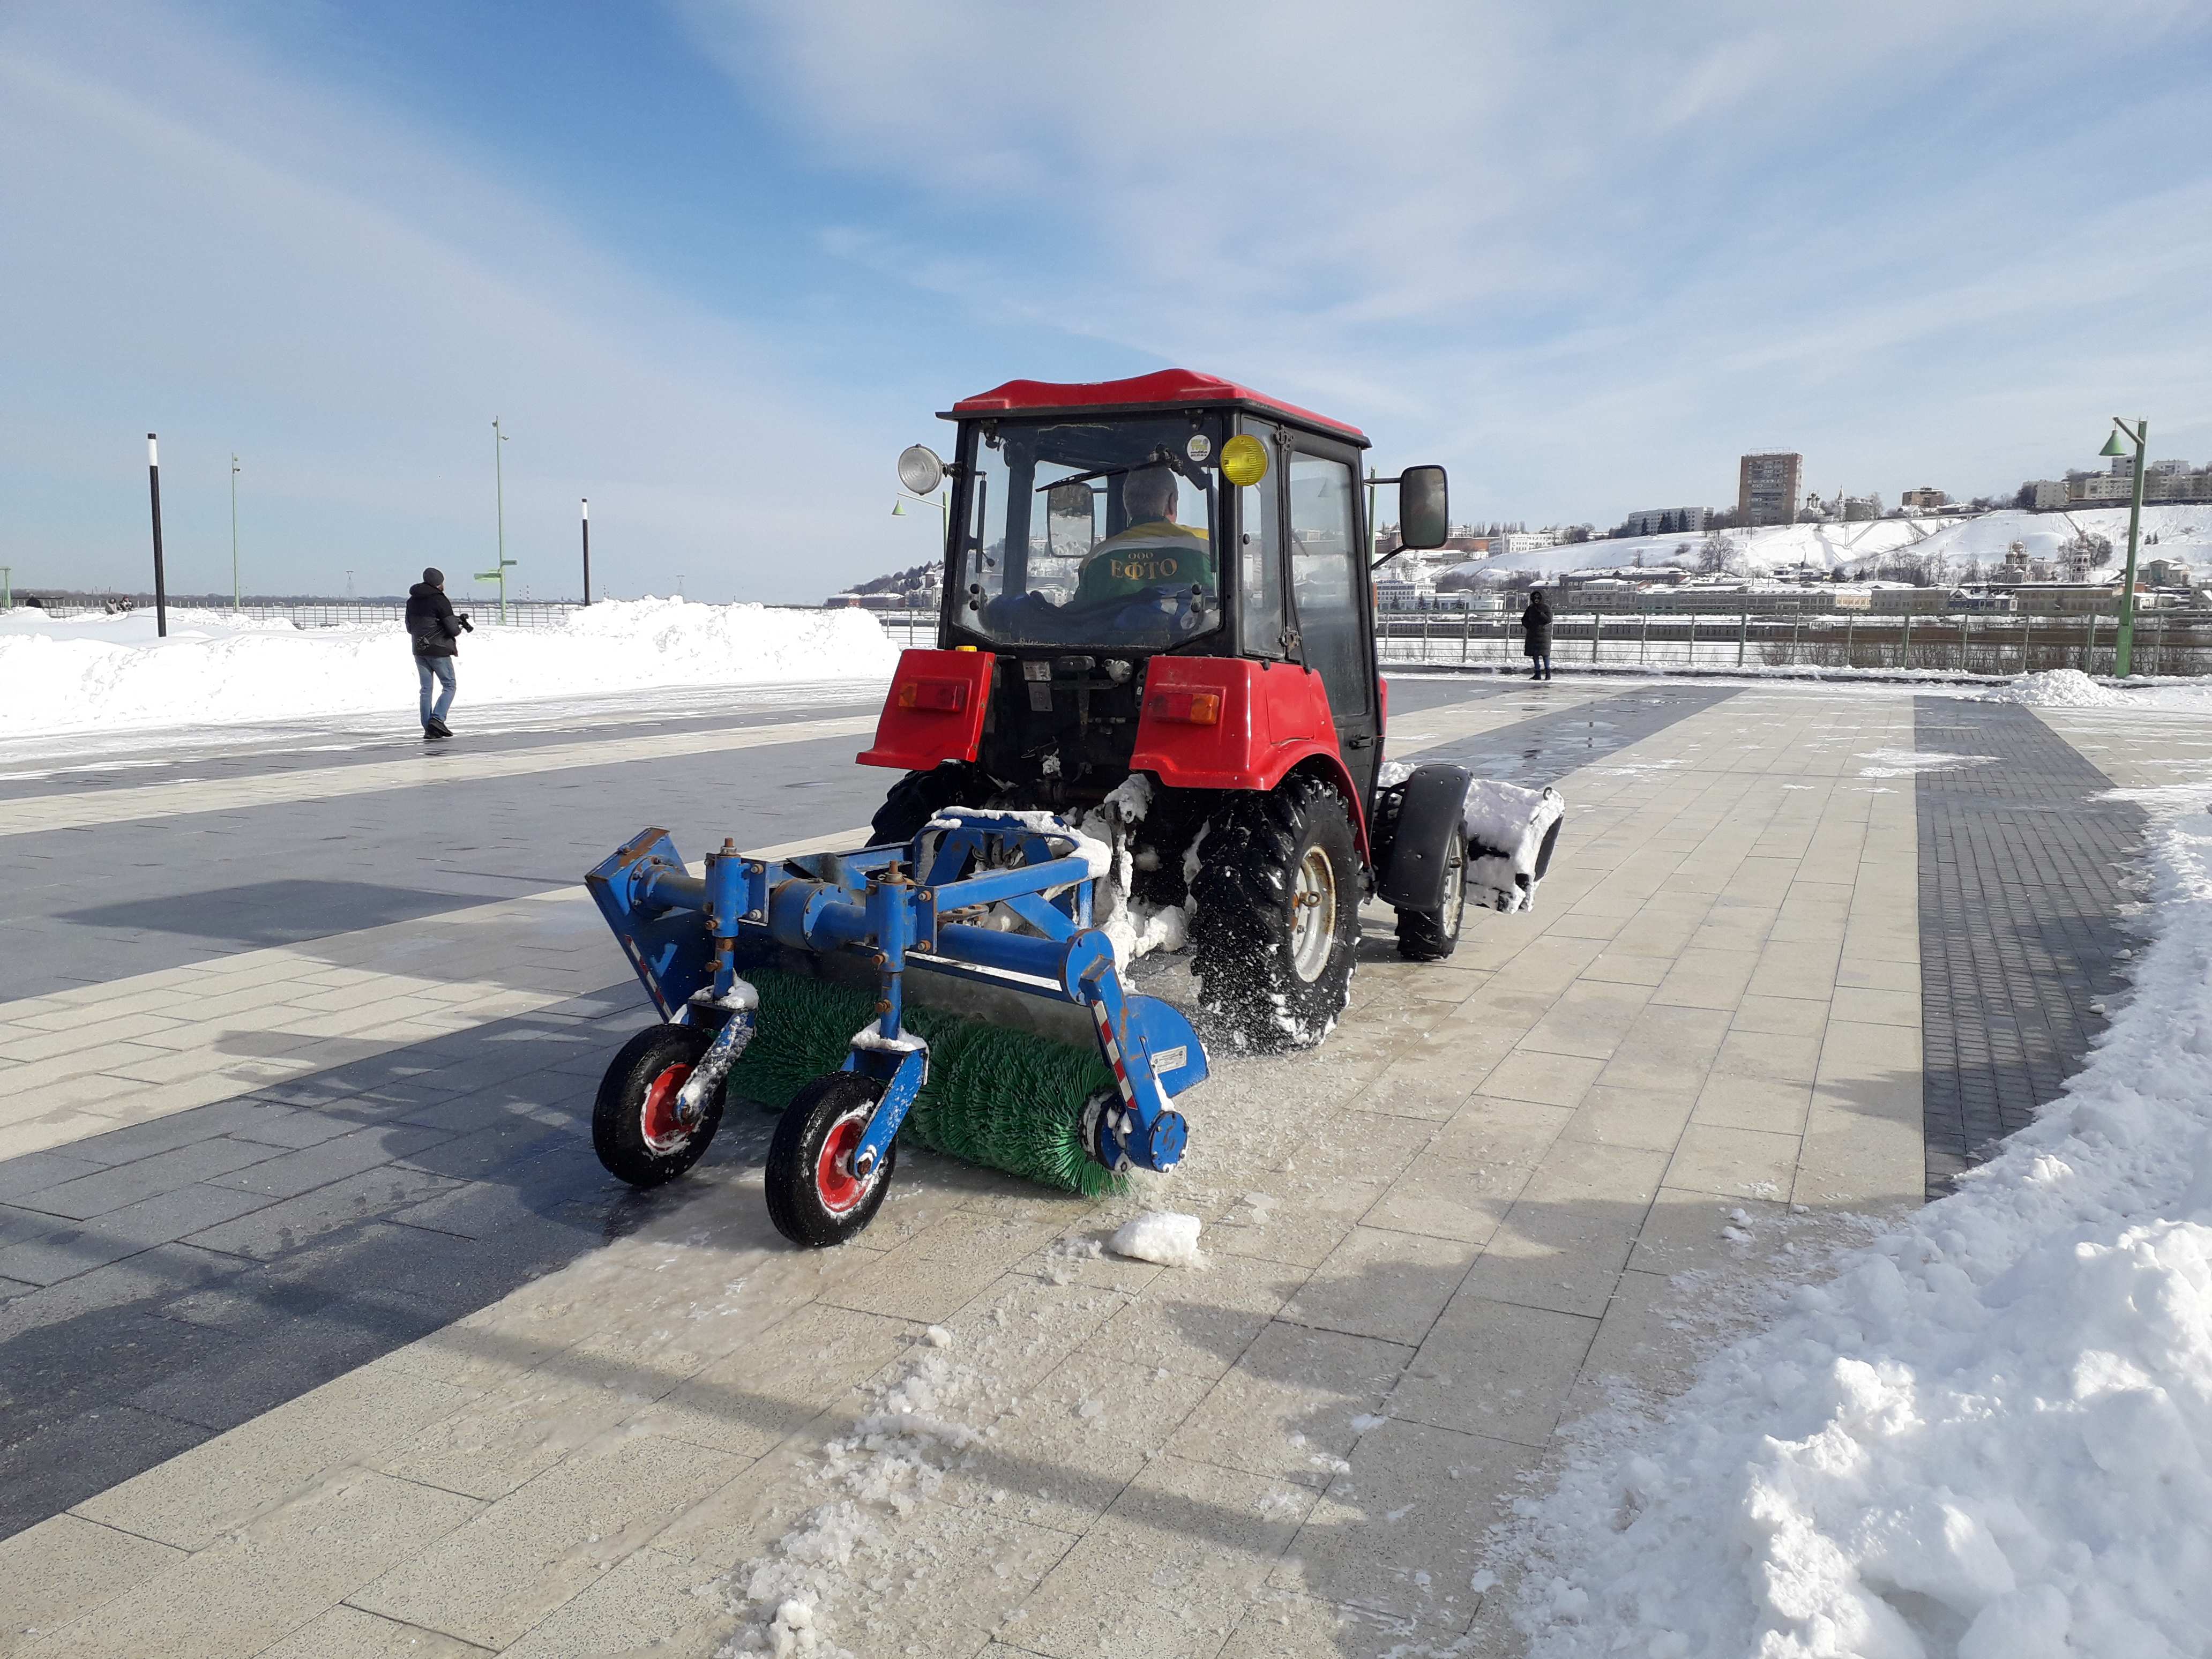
(1109, 1211, 1204, 1267)
(1988, 668, 2131, 708)
(0, 598, 898, 735)
(1514, 797, 2212, 1659)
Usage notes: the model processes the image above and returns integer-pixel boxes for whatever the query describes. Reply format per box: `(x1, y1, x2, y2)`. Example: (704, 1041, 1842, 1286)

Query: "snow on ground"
(1108, 1210, 1204, 1267)
(1986, 668, 2133, 708)
(0, 598, 899, 736)
(1451, 505, 2212, 585)
(1509, 792, 2212, 1659)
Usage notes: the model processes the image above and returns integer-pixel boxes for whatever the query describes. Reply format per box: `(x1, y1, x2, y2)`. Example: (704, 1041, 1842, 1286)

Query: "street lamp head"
(2099, 430, 2131, 459)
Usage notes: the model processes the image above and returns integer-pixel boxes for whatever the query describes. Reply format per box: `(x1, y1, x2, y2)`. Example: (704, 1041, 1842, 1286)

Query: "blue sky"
(3, 1, 2209, 606)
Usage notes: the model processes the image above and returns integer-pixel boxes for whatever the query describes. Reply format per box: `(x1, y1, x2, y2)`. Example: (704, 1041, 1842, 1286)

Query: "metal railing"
(24, 600, 589, 629)
(1373, 609, 2212, 678)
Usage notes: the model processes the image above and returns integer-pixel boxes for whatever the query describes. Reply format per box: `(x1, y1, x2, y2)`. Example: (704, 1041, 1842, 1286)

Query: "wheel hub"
(639, 1064, 694, 1155)
(1289, 846, 1338, 983)
(814, 1110, 875, 1216)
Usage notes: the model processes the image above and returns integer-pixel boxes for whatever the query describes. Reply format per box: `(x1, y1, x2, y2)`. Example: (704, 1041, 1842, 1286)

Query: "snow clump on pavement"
(1511, 795, 2212, 1659)
(1987, 668, 2131, 708)
(0, 597, 897, 736)
(1109, 1211, 1204, 1267)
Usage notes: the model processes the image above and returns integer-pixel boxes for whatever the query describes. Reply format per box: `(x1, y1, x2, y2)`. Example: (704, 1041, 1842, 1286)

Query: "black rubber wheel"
(593, 1023, 724, 1188)
(1190, 774, 1361, 1050)
(765, 1071, 896, 1248)
(870, 762, 994, 847)
(1395, 829, 1466, 961)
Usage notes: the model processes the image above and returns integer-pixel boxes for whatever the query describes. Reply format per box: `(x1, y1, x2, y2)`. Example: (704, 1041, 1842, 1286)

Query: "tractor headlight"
(897, 444, 945, 497)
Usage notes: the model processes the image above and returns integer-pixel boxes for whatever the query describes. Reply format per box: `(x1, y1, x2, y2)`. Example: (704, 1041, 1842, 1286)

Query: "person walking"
(1521, 587, 1555, 681)
(406, 567, 471, 738)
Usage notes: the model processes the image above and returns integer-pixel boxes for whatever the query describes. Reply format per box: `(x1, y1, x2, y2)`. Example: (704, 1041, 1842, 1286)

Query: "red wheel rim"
(640, 1063, 692, 1154)
(815, 1112, 871, 1216)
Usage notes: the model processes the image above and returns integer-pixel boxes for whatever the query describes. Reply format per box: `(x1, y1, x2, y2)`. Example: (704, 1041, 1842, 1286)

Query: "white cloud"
(0, 0, 918, 603)
(677, 0, 2212, 518)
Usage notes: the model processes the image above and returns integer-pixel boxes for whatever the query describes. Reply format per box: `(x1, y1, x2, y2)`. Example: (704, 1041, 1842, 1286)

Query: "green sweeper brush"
(584, 812, 1209, 1247)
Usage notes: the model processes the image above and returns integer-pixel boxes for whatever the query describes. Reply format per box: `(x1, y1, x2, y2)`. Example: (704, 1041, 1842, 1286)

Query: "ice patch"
(1108, 1211, 1204, 1267)
(1855, 748, 1998, 778)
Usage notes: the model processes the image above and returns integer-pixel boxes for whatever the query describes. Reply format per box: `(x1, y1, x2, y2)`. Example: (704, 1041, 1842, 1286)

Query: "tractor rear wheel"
(870, 762, 993, 847)
(594, 1024, 724, 1188)
(765, 1071, 896, 1247)
(1190, 775, 1359, 1050)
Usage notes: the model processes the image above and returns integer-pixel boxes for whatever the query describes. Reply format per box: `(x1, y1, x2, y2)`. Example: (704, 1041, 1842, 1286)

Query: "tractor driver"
(1067, 464, 1214, 609)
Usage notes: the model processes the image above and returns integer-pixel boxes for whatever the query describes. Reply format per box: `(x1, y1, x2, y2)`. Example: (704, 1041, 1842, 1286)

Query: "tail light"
(896, 678, 969, 712)
(1146, 689, 1221, 726)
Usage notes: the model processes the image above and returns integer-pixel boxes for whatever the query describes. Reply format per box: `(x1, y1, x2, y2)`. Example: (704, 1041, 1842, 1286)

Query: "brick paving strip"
(1912, 699, 2144, 1199)
(0, 714, 880, 839)
(0, 682, 1990, 1659)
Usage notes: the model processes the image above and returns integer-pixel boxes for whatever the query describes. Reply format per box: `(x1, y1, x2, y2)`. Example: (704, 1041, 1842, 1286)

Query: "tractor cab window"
(1287, 452, 1368, 716)
(1236, 424, 1287, 658)
(955, 416, 1222, 650)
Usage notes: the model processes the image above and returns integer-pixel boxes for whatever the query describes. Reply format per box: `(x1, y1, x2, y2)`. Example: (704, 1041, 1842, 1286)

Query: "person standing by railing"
(405, 567, 471, 739)
(1522, 587, 1555, 681)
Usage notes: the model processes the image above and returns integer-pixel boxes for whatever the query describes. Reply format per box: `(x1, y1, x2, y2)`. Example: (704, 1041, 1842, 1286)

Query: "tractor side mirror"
(1398, 465, 1449, 550)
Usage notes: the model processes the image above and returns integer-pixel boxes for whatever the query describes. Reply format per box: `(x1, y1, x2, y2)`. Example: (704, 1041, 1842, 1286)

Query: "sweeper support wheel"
(766, 1071, 897, 1248)
(594, 1023, 727, 1187)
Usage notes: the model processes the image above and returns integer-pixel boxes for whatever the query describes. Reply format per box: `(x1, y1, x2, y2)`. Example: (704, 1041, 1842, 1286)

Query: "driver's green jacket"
(1070, 522, 1214, 607)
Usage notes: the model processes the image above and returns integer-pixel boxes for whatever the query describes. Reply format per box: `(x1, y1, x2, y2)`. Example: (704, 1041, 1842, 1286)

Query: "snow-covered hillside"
(0, 598, 899, 736)
(1452, 506, 2212, 585)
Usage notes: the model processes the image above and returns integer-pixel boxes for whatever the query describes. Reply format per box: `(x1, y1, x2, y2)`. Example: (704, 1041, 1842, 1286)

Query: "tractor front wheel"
(594, 1024, 726, 1188)
(1191, 775, 1360, 1050)
(1395, 831, 1467, 961)
(765, 1071, 896, 1247)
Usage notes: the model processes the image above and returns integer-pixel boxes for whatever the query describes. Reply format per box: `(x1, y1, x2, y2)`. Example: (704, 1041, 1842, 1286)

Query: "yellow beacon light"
(1219, 432, 1269, 489)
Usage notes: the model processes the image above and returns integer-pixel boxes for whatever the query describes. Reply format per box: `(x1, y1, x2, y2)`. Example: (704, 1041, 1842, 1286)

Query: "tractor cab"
(885, 370, 1448, 814)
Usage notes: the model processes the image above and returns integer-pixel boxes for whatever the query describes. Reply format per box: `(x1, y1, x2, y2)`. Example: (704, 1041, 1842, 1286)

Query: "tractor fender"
(1131, 659, 1367, 853)
(1373, 764, 1473, 911)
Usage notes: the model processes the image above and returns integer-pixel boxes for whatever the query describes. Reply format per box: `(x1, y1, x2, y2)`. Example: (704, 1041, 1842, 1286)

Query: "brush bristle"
(724, 966, 1129, 1198)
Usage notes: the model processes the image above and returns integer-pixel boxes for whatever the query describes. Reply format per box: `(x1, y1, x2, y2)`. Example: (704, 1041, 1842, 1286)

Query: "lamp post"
(2098, 417, 2148, 677)
(483, 416, 514, 623)
(146, 433, 168, 638)
(230, 453, 242, 611)
(580, 498, 592, 605)
(891, 490, 948, 546)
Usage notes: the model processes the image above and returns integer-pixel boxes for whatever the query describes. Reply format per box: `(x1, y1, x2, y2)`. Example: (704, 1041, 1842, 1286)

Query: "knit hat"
(423, 567, 444, 586)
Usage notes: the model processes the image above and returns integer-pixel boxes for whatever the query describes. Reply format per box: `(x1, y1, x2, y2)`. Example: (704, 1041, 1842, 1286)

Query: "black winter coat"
(406, 583, 463, 657)
(1521, 595, 1554, 656)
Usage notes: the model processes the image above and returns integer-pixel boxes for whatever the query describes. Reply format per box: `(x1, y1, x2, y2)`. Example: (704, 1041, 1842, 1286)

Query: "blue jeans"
(416, 655, 457, 724)
(1529, 653, 1551, 678)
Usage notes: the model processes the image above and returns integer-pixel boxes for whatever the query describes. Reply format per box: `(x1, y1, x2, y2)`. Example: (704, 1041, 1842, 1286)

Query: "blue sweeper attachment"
(584, 810, 1208, 1247)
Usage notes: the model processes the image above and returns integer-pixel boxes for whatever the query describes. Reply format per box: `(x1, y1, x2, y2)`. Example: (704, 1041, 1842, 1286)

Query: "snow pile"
(1856, 749, 1999, 778)
(1513, 798, 2212, 1659)
(0, 597, 898, 735)
(1989, 669, 2131, 709)
(1463, 780, 1566, 913)
(1109, 1210, 1204, 1267)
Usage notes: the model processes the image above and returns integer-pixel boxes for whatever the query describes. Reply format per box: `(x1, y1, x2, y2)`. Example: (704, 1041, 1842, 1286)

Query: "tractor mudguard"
(858, 648, 995, 772)
(1130, 657, 1367, 848)
(1374, 764, 1473, 911)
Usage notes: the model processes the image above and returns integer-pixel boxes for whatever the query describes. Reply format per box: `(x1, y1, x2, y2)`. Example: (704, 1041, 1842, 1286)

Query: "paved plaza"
(1, 672, 2196, 1658)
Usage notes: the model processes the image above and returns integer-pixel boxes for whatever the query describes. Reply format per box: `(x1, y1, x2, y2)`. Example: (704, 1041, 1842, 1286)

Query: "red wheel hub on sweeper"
(815, 1114, 871, 1215)
(640, 1064, 692, 1153)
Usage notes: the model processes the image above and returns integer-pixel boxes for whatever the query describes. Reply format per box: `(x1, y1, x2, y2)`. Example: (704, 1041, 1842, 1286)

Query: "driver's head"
(1124, 466, 1177, 525)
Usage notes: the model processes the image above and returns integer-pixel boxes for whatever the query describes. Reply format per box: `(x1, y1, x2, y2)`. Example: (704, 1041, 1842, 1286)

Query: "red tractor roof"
(945, 369, 1367, 445)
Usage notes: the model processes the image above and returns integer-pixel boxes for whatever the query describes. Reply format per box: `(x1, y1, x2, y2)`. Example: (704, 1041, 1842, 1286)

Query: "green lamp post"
(2098, 417, 2148, 678)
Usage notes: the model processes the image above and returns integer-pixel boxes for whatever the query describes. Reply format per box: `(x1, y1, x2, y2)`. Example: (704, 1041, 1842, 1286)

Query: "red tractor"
(862, 369, 1559, 1048)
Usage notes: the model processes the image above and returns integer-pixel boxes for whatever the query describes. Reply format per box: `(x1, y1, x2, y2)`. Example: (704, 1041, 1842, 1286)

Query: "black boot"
(426, 719, 452, 739)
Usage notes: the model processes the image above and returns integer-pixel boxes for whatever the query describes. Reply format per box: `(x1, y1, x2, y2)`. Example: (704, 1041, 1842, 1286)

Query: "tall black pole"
(580, 497, 592, 604)
(147, 432, 168, 638)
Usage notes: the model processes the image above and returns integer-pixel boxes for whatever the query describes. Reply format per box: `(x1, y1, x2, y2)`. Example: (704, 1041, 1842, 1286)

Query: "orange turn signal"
(1147, 689, 1221, 726)
(896, 678, 968, 712)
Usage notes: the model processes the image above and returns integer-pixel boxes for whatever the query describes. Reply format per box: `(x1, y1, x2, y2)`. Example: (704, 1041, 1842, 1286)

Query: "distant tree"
(1632, 549, 1645, 567)
(1564, 525, 1593, 544)
(2068, 531, 2114, 569)
(1697, 532, 1743, 574)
